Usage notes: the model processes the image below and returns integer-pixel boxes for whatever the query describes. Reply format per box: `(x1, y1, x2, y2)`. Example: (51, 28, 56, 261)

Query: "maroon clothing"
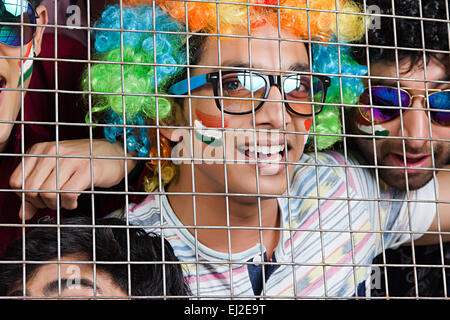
(0, 33, 91, 255)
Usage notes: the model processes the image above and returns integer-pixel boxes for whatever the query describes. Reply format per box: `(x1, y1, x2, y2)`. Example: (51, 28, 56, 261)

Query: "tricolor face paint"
(355, 112, 390, 137)
(303, 118, 312, 144)
(194, 119, 223, 147)
(194, 109, 229, 147)
(17, 42, 34, 87)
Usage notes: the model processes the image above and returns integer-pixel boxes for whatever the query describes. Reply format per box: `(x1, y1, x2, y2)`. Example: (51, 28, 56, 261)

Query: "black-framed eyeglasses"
(169, 70, 331, 117)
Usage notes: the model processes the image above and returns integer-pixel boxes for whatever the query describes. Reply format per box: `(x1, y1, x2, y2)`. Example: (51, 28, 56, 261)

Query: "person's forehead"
(198, 26, 309, 71)
(22, 259, 125, 297)
(28, 259, 94, 284)
(369, 58, 448, 85)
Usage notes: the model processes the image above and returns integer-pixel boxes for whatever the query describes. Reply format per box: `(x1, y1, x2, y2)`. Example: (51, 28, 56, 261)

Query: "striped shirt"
(114, 151, 437, 298)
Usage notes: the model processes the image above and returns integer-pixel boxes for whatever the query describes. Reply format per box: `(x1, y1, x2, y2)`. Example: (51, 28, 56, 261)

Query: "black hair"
(29, 0, 43, 8)
(0, 216, 191, 298)
(354, 0, 449, 71)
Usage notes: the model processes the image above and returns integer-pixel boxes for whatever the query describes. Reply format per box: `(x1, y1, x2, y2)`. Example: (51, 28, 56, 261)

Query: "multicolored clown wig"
(83, 0, 368, 191)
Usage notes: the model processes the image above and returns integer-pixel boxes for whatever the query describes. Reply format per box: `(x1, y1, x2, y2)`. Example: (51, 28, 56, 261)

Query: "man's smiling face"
(351, 57, 450, 190)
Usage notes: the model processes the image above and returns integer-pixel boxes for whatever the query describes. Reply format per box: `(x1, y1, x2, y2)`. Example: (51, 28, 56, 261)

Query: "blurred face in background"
(7, 255, 126, 298)
(0, 1, 47, 151)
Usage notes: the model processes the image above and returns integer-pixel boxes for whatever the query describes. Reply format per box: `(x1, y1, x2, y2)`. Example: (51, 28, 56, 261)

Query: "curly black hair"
(354, 0, 449, 70)
(29, 0, 44, 8)
(0, 216, 191, 298)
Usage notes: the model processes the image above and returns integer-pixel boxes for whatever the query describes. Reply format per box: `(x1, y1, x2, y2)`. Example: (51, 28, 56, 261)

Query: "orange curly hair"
(122, 0, 365, 42)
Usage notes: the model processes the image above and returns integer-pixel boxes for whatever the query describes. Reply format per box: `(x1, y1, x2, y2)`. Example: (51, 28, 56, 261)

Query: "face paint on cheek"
(195, 109, 229, 128)
(194, 109, 229, 147)
(304, 119, 312, 131)
(194, 120, 223, 147)
(17, 43, 34, 87)
(303, 118, 312, 144)
(355, 113, 390, 137)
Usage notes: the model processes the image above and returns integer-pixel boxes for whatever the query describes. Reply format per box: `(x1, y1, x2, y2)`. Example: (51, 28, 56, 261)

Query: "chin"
(257, 173, 289, 195)
(379, 169, 434, 191)
(225, 165, 288, 197)
(0, 122, 15, 146)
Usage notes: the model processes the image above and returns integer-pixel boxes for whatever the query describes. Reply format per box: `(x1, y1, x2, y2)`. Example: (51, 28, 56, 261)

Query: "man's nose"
(401, 96, 431, 149)
(255, 85, 292, 130)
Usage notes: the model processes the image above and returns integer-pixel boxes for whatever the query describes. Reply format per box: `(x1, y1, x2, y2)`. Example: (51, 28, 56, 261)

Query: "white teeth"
(261, 146, 271, 155)
(246, 144, 285, 155)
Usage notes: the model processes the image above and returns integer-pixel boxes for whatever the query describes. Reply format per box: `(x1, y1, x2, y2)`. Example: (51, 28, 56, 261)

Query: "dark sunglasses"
(169, 70, 331, 117)
(358, 86, 450, 127)
(0, 0, 37, 47)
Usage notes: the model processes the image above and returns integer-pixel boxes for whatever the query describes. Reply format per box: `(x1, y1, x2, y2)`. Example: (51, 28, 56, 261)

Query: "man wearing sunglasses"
(350, 0, 449, 192)
(349, 0, 450, 297)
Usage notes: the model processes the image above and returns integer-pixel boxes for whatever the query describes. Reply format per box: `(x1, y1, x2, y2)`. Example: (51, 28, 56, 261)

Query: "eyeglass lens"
(217, 72, 324, 115)
(0, 1, 35, 47)
(359, 87, 450, 126)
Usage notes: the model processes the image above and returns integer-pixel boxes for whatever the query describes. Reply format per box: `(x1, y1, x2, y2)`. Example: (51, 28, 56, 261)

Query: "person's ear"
(159, 127, 184, 144)
(159, 100, 188, 144)
(32, 5, 48, 57)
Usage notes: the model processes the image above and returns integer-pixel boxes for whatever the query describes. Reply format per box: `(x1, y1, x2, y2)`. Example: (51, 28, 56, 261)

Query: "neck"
(166, 164, 281, 258)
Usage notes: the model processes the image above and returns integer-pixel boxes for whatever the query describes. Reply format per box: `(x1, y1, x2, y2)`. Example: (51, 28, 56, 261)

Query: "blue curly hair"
(84, 3, 367, 156)
(312, 39, 368, 149)
(83, 5, 187, 156)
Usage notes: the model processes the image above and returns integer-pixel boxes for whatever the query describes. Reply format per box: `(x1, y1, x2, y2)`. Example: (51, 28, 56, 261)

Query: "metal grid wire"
(0, 0, 448, 300)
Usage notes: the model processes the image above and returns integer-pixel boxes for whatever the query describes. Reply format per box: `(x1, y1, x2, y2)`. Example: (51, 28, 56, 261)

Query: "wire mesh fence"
(0, 0, 448, 301)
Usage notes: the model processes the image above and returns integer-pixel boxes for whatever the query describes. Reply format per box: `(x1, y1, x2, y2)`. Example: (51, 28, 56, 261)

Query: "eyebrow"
(219, 61, 310, 72)
(368, 75, 450, 87)
(43, 278, 101, 296)
(8, 290, 28, 296)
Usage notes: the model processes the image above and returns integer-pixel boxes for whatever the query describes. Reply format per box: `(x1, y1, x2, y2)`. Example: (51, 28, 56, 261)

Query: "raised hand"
(9, 139, 137, 220)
